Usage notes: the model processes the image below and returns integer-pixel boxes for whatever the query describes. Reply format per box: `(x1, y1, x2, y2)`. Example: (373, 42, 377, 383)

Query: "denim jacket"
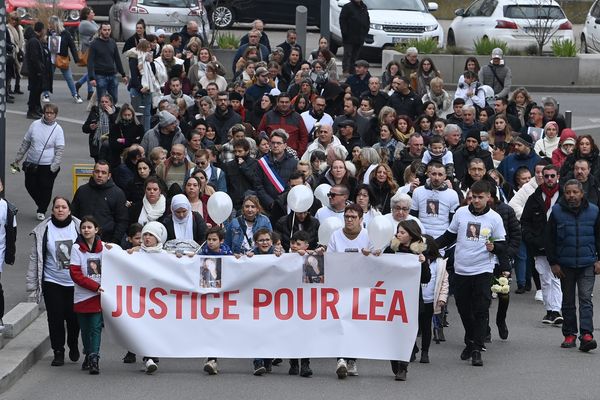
(225, 214, 272, 254)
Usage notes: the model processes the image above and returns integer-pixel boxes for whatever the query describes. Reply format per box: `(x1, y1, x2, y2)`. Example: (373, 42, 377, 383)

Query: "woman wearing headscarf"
(162, 194, 208, 243)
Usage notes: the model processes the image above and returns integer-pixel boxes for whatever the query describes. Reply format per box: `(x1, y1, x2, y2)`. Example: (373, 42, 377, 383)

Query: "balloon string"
(291, 212, 296, 239)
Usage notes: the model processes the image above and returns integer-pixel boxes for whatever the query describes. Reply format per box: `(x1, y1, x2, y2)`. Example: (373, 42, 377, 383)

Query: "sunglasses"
(544, 174, 556, 178)
(327, 192, 343, 198)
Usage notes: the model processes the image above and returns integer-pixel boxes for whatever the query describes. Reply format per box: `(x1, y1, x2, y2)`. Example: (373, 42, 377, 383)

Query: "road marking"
(7, 109, 86, 125)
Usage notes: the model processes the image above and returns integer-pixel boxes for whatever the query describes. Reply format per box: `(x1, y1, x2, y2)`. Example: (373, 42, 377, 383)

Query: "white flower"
(491, 284, 502, 293)
(481, 228, 491, 237)
(498, 277, 509, 286)
(500, 285, 510, 294)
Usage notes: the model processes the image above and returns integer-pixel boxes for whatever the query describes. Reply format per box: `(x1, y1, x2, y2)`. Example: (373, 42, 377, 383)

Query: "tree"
(512, 0, 571, 56)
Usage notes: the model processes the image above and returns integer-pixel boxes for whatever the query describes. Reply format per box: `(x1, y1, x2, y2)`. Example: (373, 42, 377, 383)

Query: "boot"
(437, 326, 446, 342)
(88, 353, 100, 375)
(394, 362, 408, 381)
(433, 327, 440, 344)
(51, 350, 65, 366)
(288, 359, 299, 375)
(300, 359, 312, 377)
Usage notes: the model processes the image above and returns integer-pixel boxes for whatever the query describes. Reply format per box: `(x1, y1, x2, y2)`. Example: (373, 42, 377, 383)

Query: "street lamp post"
(0, 0, 6, 193)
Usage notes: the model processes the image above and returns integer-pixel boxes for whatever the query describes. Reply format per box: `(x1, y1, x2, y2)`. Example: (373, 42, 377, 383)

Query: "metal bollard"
(320, 0, 331, 42)
(565, 110, 572, 129)
(296, 6, 308, 57)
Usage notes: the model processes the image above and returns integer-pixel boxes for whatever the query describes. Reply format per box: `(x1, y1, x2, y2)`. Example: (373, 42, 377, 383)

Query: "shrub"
(506, 47, 525, 56)
(524, 44, 539, 56)
(394, 37, 440, 54)
(551, 38, 577, 57)
(215, 32, 239, 50)
(473, 37, 508, 55)
(444, 46, 466, 55)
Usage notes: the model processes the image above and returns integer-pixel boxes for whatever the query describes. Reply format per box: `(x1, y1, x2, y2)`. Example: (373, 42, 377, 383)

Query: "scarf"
(540, 184, 559, 211)
(170, 194, 194, 240)
(139, 194, 166, 225)
(51, 214, 73, 228)
(357, 108, 375, 119)
(93, 107, 114, 149)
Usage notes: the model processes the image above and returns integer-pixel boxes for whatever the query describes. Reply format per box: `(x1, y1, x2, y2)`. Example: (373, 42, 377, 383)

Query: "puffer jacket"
(26, 217, 81, 303)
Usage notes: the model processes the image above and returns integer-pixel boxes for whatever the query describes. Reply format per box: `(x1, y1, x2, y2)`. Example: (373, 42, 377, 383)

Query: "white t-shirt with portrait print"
(411, 186, 460, 238)
(448, 205, 506, 276)
(70, 242, 104, 305)
(43, 222, 78, 286)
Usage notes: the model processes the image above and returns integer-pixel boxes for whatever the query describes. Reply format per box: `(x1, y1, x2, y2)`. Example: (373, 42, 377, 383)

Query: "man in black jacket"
(521, 164, 563, 325)
(205, 92, 243, 144)
(392, 134, 424, 185)
(25, 22, 49, 119)
(222, 139, 263, 212)
(453, 131, 494, 182)
(387, 76, 423, 120)
(71, 161, 129, 244)
(339, 0, 370, 75)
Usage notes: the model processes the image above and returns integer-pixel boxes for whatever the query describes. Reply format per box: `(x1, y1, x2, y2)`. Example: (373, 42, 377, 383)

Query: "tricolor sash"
(258, 154, 286, 194)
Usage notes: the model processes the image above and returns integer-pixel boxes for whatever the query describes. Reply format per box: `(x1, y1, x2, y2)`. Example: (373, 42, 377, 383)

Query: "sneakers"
(579, 333, 597, 352)
(497, 320, 509, 340)
(419, 351, 430, 364)
(75, 82, 82, 95)
(74, 95, 83, 104)
(542, 311, 553, 324)
(460, 345, 472, 360)
(336, 358, 348, 379)
(204, 359, 218, 375)
(561, 335, 577, 348)
(535, 290, 543, 302)
(88, 353, 100, 375)
(288, 360, 299, 375)
(123, 351, 136, 363)
(42, 94, 50, 103)
(36, 213, 45, 221)
(81, 354, 90, 370)
(394, 369, 407, 381)
(347, 359, 358, 376)
(515, 286, 526, 294)
(253, 360, 266, 376)
(551, 311, 564, 325)
(145, 358, 158, 374)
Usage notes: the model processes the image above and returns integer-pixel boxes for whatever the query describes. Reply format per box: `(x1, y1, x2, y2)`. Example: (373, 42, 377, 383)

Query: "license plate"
(525, 27, 549, 34)
(150, 26, 180, 34)
(392, 37, 409, 44)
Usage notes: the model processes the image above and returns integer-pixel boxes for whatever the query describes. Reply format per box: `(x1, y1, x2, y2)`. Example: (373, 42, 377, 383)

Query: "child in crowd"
(122, 223, 142, 250)
(288, 230, 314, 377)
(198, 226, 232, 376)
(69, 216, 107, 375)
(419, 135, 454, 179)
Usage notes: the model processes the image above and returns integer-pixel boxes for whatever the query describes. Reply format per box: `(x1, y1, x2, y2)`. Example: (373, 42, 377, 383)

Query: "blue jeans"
(129, 88, 152, 132)
(95, 74, 119, 104)
(77, 74, 94, 94)
(560, 265, 595, 337)
(45, 65, 77, 97)
(515, 242, 527, 287)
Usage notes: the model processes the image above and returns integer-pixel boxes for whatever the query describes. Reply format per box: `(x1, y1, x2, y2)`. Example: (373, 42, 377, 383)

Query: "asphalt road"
(2, 58, 600, 398)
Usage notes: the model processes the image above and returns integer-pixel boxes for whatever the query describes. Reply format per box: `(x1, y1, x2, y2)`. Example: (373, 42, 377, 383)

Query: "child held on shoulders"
(419, 135, 454, 179)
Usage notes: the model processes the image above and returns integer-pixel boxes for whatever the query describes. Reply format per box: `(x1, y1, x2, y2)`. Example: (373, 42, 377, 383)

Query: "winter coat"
(205, 106, 243, 144)
(452, 145, 495, 183)
(256, 151, 299, 210)
(258, 108, 309, 156)
(26, 217, 81, 303)
(546, 197, 600, 268)
(560, 147, 600, 184)
(82, 106, 119, 159)
(339, 0, 370, 45)
(25, 34, 52, 91)
(494, 202, 521, 272)
(275, 212, 320, 251)
(387, 90, 423, 120)
(222, 156, 262, 210)
(551, 128, 577, 169)
(479, 63, 512, 99)
(140, 124, 187, 156)
(162, 211, 208, 243)
(497, 150, 541, 188)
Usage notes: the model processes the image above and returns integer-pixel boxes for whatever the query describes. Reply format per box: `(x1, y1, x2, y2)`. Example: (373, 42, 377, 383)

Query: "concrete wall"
(382, 50, 592, 88)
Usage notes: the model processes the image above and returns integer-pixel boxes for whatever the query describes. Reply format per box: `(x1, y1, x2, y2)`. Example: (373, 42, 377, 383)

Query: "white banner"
(101, 249, 421, 360)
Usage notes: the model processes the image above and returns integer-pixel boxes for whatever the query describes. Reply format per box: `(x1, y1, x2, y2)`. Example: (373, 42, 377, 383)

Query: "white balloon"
(207, 192, 233, 224)
(288, 185, 314, 213)
(314, 183, 331, 206)
(367, 215, 395, 250)
(318, 217, 344, 246)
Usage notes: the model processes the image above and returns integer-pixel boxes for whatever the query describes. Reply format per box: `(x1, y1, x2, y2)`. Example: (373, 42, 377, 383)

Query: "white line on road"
(7, 109, 86, 125)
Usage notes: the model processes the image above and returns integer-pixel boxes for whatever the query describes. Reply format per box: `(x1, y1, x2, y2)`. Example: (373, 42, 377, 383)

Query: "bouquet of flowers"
(491, 276, 510, 295)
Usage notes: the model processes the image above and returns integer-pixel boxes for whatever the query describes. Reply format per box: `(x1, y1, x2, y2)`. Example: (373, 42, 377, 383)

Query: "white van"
(329, 0, 443, 54)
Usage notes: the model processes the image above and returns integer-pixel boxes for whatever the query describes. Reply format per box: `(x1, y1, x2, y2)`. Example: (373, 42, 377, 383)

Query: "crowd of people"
(1, 1, 599, 383)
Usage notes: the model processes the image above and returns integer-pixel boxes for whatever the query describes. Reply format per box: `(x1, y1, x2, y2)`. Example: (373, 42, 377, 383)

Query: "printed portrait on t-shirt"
(426, 199, 439, 216)
(303, 255, 325, 284)
(55, 240, 73, 269)
(200, 257, 222, 288)
(87, 258, 102, 276)
(466, 222, 481, 240)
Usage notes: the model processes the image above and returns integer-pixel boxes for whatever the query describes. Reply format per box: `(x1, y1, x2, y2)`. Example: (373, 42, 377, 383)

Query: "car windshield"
(363, 0, 428, 12)
(504, 5, 565, 19)
(138, 0, 198, 7)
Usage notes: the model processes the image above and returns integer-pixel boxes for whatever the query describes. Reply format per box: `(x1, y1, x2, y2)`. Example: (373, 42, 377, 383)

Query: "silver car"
(109, 0, 211, 42)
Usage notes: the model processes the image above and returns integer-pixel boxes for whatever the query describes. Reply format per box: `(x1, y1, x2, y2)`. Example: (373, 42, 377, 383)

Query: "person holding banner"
(225, 195, 272, 255)
(436, 180, 506, 367)
(163, 194, 208, 244)
(326, 204, 374, 379)
(69, 216, 109, 375)
(384, 220, 431, 381)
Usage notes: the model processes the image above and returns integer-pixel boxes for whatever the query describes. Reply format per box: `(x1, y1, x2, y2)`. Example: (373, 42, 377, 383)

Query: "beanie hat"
(142, 221, 167, 246)
(559, 128, 577, 145)
(158, 110, 178, 128)
(465, 130, 481, 143)
(515, 132, 533, 147)
(544, 121, 559, 133)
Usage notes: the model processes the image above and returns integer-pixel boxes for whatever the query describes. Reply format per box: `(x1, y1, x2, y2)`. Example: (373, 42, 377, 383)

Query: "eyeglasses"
(393, 207, 410, 212)
(257, 238, 272, 243)
(327, 192, 343, 198)
(544, 174, 556, 178)
(270, 141, 284, 146)
(344, 215, 358, 220)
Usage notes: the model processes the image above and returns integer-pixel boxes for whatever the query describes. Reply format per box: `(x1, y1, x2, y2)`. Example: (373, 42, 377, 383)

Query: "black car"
(206, 0, 321, 28)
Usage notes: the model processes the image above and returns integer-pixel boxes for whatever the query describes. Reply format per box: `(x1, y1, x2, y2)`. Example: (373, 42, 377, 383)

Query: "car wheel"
(211, 5, 234, 29)
(447, 30, 456, 47)
(580, 34, 588, 54)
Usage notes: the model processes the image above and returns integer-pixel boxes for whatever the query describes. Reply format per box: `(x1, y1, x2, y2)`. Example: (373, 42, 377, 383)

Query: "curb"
(0, 312, 50, 395)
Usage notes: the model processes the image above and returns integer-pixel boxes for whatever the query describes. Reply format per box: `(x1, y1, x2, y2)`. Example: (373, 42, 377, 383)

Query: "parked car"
(329, 0, 443, 55)
(206, 0, 320, 29)
(10, 0, 85, 28)
(109, 0, 211, 42)
(447, 0, 573, 52)
(581, 0, 600, 53)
